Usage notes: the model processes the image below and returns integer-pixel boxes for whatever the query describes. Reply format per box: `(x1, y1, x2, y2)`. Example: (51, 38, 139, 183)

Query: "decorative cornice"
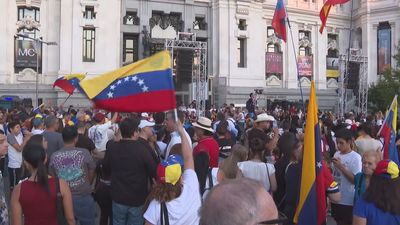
(299, 36, 312, 48)
(236, 8, 249, 15)
(267, 33, 282, 45)
(16, 17, 40, 30)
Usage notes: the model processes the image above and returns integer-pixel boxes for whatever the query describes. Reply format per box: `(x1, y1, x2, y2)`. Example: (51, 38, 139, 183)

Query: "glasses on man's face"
(257, 212, 288, 225)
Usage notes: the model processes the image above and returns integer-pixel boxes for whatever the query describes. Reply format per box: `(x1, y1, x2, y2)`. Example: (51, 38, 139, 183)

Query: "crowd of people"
(0, 100, 397, 225)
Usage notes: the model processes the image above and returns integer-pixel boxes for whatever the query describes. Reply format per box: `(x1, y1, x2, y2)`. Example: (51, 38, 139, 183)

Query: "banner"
(378, 25, 391, 74)
(265, 52, 283, 74)
(297, 55, 313, 77)
(326, 57, 339, 78)
(14, 40, 41, 69)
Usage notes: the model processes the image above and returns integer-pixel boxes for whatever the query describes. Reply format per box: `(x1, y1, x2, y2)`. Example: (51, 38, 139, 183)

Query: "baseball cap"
(374, 159, 399, 179)
(157, 155, 184, 185)
(32, 118, 43, 128)
(139, 120, 155, 129)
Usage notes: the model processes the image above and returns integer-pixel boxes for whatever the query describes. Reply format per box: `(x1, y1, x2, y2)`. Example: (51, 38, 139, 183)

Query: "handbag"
(55, 177, 68, 225)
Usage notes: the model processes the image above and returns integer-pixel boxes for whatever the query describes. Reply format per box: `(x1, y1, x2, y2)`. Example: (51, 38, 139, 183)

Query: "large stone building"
(0, 0, 399, 110)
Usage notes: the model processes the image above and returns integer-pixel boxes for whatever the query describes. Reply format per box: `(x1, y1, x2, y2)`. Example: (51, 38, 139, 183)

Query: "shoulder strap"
(265, 163, 272, 193)
(160, 202, 169, 225)
(208, 168, 214, 189)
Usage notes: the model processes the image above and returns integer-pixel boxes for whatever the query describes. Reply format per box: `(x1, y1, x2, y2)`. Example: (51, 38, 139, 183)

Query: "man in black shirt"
(103, 118, 157, 225)
(76, 122, 95, 153)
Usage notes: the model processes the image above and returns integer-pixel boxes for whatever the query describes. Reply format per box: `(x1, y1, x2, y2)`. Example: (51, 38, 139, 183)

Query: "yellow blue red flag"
(53, 74, 86, 95)
(79, 51, 176, 112)
(379, 95, 399, 165)
(293, 81, 326, 225)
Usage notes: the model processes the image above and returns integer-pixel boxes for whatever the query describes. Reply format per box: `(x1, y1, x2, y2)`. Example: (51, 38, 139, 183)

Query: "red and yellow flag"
(319, 0, 350, 34)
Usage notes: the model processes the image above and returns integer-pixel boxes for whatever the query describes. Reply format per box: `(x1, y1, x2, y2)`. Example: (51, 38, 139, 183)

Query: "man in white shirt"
(88, 112, 118, 159)
(332, 128, 362, 225)
(164, 111, 192, 158)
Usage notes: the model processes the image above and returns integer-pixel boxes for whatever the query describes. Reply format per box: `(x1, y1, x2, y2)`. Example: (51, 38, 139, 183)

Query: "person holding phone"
(331, 129, 362, 225)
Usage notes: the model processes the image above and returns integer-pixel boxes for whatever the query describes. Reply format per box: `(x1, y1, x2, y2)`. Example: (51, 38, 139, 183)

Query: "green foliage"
(368, 43, 400, 112)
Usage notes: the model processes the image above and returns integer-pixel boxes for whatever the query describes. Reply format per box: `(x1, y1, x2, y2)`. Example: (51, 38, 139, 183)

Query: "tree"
(368, 42, 400, 112)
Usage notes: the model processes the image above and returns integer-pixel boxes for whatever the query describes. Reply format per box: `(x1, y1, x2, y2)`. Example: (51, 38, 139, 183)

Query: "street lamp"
(15, 33, 57, 107)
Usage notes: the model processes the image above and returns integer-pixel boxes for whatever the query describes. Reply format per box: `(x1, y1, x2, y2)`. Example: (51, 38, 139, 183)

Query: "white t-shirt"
(157, 141, 167, 158)
(7, 133, 23, 168)
(202, 167, 218, 200)
(238, 161, 275, 192)
(332, 150, 362, 206)
(88, 121, 112, 151)
(144, 169, 201, 225)
(165, 131, 192, 158)
(31, 129, 44, 135)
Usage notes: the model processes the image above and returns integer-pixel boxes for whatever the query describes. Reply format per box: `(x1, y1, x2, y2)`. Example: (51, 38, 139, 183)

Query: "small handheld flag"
(319, 0, 350, 34)
(53, 74, 86, 95)
(272, 0, 287, 42)
(79, 51, 176, 113)
(293, 81, 326, 225)
(378, 95, 399, 165)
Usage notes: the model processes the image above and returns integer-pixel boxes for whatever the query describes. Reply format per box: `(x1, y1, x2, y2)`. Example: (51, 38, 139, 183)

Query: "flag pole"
(284, 5, 306, 114)
(61, 94, 72, 106)
(342, 0, 355, 118)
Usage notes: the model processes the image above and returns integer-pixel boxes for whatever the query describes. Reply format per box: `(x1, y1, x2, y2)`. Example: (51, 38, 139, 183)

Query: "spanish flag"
(379, 96, 399, 165)
(53, 74, 86, 95)
(293, 81, 326, 225)
(79, 51, 176, 112)
(319, 0, 350, 34)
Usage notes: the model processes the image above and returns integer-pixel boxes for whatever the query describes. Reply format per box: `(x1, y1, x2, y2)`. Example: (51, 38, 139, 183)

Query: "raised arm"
(177, 121, 194, 171)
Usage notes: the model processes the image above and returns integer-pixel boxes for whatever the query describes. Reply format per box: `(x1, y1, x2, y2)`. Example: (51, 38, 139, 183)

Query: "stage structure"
(165, 34, 208, 116)
(338, 49, 368, 118)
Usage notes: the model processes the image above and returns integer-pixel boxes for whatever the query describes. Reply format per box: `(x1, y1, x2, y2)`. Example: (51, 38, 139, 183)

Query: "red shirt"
(193, 137, 220, 168)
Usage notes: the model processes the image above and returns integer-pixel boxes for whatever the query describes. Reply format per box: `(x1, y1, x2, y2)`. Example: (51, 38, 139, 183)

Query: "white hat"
(141, 112, 149, 118)
(255, 113, 275, 123)
(345, 119, 352, 125)
(192, 117, 214, 133)
(139, 120, 155, 129)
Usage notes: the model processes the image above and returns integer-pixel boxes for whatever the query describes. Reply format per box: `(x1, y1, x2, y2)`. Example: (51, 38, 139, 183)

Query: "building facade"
(0, 0, 399, 110)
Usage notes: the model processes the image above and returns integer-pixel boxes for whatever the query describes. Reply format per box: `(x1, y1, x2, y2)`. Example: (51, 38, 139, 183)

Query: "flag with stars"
(53, 74, 86, 95)
(79, 51, 176, 112)
(294, 81, 326, 225)
(379, 95, 399, 165)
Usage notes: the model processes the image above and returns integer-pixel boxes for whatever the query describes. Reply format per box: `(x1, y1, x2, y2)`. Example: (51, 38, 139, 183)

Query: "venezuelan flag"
(79, 51, 176, 113)
(272, 0, 287, 42)
(53, 74, 86, 95)
(379, 96, 399, 165)
(293, 81, 326, 225)
(319, 0, 350, 34)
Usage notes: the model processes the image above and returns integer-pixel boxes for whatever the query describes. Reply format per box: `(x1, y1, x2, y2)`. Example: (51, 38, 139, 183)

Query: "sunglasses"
(257, 212, 288, 225)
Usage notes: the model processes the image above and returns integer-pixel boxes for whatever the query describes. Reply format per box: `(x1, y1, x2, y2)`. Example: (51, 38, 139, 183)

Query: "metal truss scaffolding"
(165, 39, 208, 116)
(338, 53, 368, 118)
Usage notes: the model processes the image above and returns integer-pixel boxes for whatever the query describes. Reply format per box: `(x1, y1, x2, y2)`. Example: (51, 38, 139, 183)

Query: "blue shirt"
(354, 197, 400, 225)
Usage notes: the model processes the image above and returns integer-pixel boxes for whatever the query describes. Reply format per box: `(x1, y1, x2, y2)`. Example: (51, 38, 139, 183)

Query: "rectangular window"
(82, 28, 95, 62)
(237, 38, 246, 68)
(122, 34, 138, 64)
(83, 6, 95, 19)
(18, 7, 40, 22)
(377, 22, 391, 74)
(238, 19, 247, 31)
(267, 27, 275, 37)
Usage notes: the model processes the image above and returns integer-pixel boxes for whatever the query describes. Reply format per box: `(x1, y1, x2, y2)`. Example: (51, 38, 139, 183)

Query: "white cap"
(141, 112, 149, 118)
(139, 120, 155, 129)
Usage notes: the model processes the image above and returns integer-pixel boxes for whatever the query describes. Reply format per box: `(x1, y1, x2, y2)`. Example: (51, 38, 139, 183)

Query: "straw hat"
(255, 113, 275, 123)
(192, 117, 214, 133)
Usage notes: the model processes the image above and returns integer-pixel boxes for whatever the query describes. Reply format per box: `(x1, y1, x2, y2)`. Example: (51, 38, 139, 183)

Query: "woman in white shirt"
(144, 121, 201, 225)
(238, 137, 277, 193)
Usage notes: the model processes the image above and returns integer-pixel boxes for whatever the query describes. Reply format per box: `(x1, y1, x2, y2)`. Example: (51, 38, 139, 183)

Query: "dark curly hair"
(364, 175, 400, 214)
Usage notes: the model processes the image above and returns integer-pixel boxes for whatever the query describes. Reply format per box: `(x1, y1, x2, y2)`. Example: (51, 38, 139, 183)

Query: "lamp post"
(15, 34, 57, 107)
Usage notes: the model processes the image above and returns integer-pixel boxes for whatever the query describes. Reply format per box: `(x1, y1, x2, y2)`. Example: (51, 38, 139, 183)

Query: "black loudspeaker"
(347, 62, 360, 90)
(176, 49, 193, 83)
